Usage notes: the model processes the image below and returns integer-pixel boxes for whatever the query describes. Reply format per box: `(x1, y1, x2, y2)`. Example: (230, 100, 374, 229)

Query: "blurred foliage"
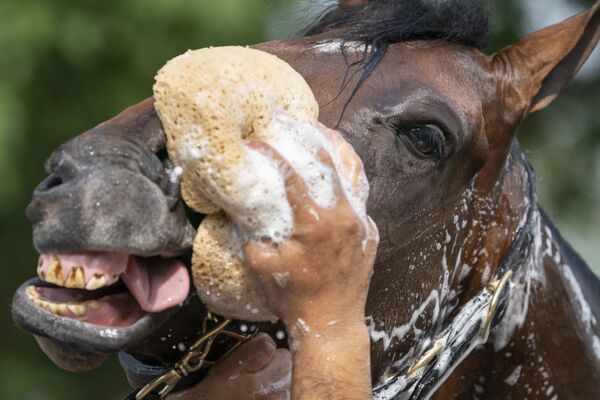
(0, 1, 281, 399)
(0, 1, 598, 399)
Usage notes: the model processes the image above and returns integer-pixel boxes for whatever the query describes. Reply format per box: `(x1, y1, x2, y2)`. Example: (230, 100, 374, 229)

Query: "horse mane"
(302, 0, 490, 125)
(305, 0, 490, 49)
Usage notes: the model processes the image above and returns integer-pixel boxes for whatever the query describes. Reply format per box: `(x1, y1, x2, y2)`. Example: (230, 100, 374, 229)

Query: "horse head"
(12, 1, 600, 398)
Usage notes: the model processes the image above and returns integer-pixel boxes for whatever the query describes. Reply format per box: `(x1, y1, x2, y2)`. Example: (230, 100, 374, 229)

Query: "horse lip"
(25, 200, 46, 224)
(11, 278, 183, 354)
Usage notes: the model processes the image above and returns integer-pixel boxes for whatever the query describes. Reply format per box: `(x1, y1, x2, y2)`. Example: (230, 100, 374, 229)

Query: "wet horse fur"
(12, 0, 600, 398)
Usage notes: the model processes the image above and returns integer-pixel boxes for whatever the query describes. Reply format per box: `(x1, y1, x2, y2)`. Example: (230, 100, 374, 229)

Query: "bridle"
(373, 159, 536, 400)
(123, 312, 256, 399)
(124, 160, 537, 400)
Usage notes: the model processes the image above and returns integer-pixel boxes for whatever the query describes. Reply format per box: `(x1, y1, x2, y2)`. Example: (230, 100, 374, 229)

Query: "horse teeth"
(26, 285, 40, 300)
(31, 297, 45, 309)
(65, 266, 86, 289)
(86, 300, 102, 310)
(85, 275, 107, 290)
(45, 302, 69, 316)
(44, 257, 64, 286)
(27, 285, 92, 318)
(107, 275, 119, 286)
(67, 304, 86, 317)
(30, 294, 88, 317)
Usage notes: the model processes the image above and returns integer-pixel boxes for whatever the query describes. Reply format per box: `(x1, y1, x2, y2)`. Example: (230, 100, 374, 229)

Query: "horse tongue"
(121, 257, 190, 313)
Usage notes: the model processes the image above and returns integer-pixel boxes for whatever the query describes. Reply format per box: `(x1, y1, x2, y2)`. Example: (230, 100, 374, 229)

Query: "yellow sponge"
(154, 46, 368, 321)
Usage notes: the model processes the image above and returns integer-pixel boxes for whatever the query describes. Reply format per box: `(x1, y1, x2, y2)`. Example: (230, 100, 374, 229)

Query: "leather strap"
(373, 160, 536, 400)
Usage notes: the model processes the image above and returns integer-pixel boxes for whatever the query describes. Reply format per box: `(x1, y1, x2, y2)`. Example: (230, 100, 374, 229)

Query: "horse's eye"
(388, 120, 445, 160)
(405, 125, 444, 159)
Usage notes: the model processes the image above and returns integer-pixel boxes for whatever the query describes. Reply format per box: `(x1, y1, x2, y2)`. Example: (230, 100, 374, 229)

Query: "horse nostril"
(35, 174, 64, 193)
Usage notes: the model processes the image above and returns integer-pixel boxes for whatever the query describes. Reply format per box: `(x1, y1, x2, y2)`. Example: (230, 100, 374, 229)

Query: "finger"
(167, 335, 281, 400)
(316, 122, 341, 143)
(363, 216, 380, 261)
(252, 349, 292, 397)
(367, 215, 380, 243)
(210, 333, 277, 376)
(243, 240, 278, 267)
(317, 124, 367, 198)
(248, 140, 317, 215)
(315, 148, 345, 202)
(254, 348, 292, 376)
(340, 144, 367, 197)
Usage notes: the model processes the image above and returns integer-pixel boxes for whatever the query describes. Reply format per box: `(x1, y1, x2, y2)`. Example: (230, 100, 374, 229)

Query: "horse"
(11, 0, 600, 398)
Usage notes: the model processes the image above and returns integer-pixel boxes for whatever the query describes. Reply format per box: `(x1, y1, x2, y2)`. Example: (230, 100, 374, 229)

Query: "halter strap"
(123, 313, 255, 399)
(373, 160, 536, 400)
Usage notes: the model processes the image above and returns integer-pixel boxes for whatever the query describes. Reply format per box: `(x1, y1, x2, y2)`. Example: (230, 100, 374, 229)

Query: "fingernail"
(247, 140, 269, 152)
(240, 333, 277, 373)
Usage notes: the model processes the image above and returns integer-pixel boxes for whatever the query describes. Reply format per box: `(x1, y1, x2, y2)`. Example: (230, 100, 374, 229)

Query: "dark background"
(0, 1, 598, 399)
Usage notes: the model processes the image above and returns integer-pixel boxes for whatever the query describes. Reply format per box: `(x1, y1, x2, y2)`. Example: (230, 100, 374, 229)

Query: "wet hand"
(168, 333, 291, 400)
(242, 127, 377, 400)
(243, 133, 379, 333)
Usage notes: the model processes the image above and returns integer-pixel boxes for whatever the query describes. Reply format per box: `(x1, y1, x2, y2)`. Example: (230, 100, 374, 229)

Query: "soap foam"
(154, 46, 370, 321)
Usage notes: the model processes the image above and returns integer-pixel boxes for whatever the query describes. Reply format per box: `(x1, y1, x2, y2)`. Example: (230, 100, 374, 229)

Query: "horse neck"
(434, 147, 600, 399)
(367, 144, 530, 382)
(368, 144, 600, 395)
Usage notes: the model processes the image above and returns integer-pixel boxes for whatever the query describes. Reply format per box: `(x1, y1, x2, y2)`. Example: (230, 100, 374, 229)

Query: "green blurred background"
(0, 1, 598, 399)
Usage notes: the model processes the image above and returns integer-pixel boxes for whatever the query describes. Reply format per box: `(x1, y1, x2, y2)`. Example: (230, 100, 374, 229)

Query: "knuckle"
(282, 165, 296, 184)
(243, 245, 260, 265)
(243, 245, 275, 271)
(339, 214, 361, 234)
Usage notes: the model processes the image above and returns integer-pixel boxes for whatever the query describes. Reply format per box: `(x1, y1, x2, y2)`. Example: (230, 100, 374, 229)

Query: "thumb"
(210, 333, 278, 375)
(167, 334, 278, 400)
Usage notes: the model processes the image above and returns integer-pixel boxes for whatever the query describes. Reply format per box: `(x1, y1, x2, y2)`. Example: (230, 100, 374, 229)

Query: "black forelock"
(305, 0, 490, 50)
(302, 0, 490, 126)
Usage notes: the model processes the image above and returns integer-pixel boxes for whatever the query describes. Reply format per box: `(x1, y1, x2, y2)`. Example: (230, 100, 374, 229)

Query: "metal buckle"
(135, 312, 256, 399)
(403, 269, 513, 382)
(480, 270, 513, 341)
(406, 338, 445, 379)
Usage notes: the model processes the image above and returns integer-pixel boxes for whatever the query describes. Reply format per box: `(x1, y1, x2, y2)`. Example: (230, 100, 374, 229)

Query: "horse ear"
(496, 1, 600, 115)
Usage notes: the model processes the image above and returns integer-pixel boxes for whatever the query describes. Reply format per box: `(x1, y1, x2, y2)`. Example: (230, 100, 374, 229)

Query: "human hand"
(241, 125, 377, 400)
(243, 131, 378, 335)
(168, 333, 291, 400)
